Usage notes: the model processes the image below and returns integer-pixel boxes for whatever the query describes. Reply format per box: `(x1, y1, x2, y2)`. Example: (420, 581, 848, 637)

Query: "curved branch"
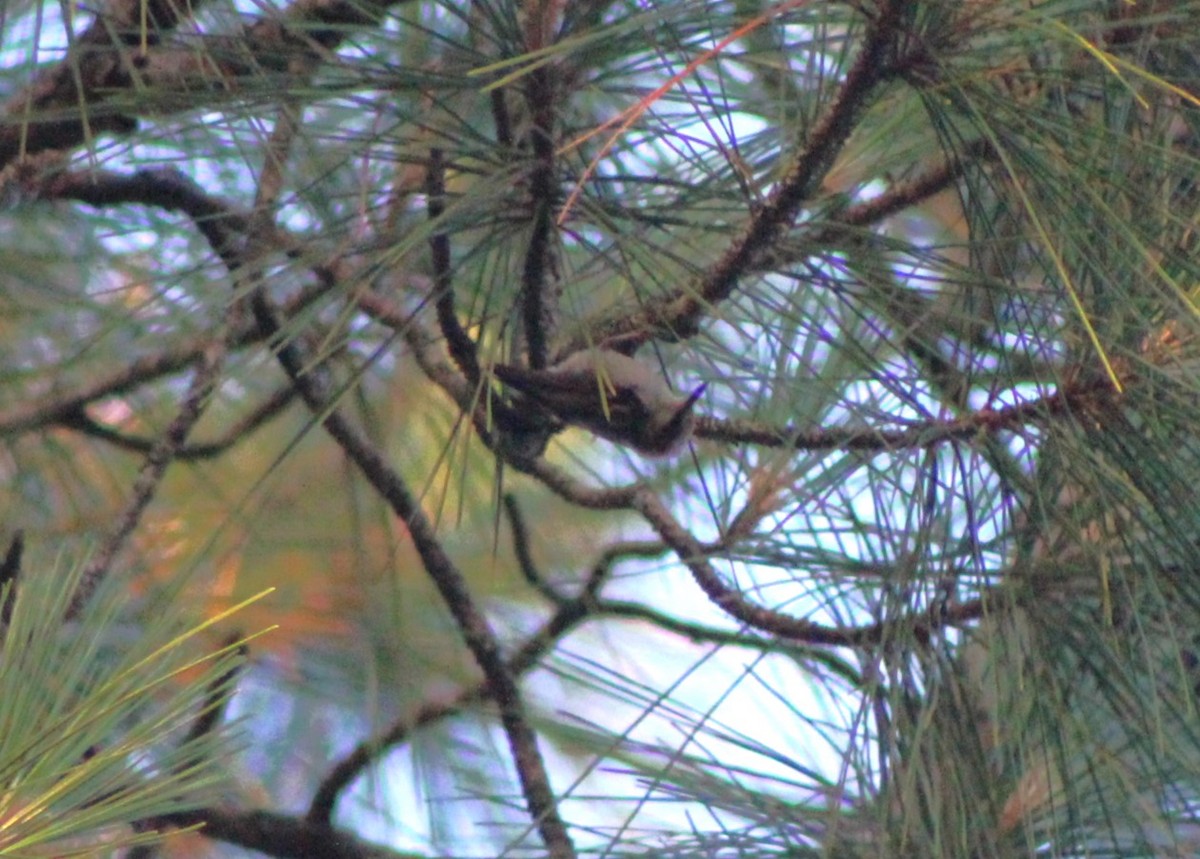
(694, 377, 1117, 451)
(156, 807, 417, 859)
(832, 138, 995, 231)
(40, 167, 251, 267)
(517, 62, 563, 368)
(577, 0, 910, 350)
(0, 165, 334, 443)
(0, 0, 417, 168)
(427, 148, 481, 384)
(56, 386, 296, 460)
(250, 292, 575, 859)
(68, 336, 228, 618)
(0, 531, 24, 625)
(632, 486, 1006, 648)
(306, 529, 857, 824)
(504, 493, 567, 603)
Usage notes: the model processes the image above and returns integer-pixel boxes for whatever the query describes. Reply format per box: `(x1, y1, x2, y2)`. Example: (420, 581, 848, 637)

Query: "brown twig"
(0, 0, 198, 165)
(307, 501, 655, 823)
(250, 291, 575, 859)
(67, 336, 227, 619)
(128, 636, 247, 859)
(427, 148, 481, 384)
(576, 0, 910, 350)
(834, 138, 995, 230)
(181, 637, 249, 749)
(631, 486, 1004, 648)
(0, 0, 417, 168)
(694, 377, 1116, 451)
(0, 531, 24, 625)
(56, 386, 296, 460)
(0, 165, 340, 447)
(0, 325, 255, 441)
(306, 525, 845, 825)
(518, 62, 562, 369)
(504, 493, 566, 602)
(155, 807, 414, 859)
(40, 167, 251, 268)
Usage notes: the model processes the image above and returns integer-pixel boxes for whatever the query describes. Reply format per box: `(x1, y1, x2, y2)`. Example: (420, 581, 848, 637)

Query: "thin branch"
(518, 63, 562, 369)
(308, 520, 658, 823)
(67, 336, 227, 619)
(507, 449, 641, 509)
(302, 566, 651, 822)
(491, 88, 515, 149)
(695, 377, 1118, 451)
(154, 807, 417, 859)
(308, 691, 486, 825)
(0, 0, 202, 165)
(40, 167, 252, 268)
(250, 292, 574, 859)
(0, 166, 337, 445)
(505, 491, 672, 604)
(631, 487, 1003, 648)
(578, 0, 910, 349)
(130, 637, 249, 859)
(146, 638, 251, 839)
(56, 386, 296, 460)
(584, 596, 857, 679)
(0, 323, 267, 440)
(427, 147, 481, 384)
(306, 540, 864, 823)
(504, 493, 567, 603)
(833, 138, 995, 230)
(579, 538, 664, 599)
(37, 164, 339, 280)
(0, 531, 24, 625)
(180, 637, 249, 749)
(307, 686, 491, 825)
(0, 0, 416, 168)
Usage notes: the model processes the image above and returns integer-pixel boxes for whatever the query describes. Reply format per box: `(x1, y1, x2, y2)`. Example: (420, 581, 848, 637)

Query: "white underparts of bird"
(492, 350, 706, 456)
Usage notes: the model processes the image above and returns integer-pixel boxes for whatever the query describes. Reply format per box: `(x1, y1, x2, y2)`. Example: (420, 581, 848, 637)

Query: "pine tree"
(2, 1, 1199, 855)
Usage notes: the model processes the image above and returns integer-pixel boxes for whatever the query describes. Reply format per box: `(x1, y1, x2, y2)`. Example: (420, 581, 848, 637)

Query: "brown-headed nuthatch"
(493, 350, 705, 456)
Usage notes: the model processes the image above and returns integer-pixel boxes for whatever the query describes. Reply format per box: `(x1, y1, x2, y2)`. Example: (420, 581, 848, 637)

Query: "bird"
(492, 349, 705, 456)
